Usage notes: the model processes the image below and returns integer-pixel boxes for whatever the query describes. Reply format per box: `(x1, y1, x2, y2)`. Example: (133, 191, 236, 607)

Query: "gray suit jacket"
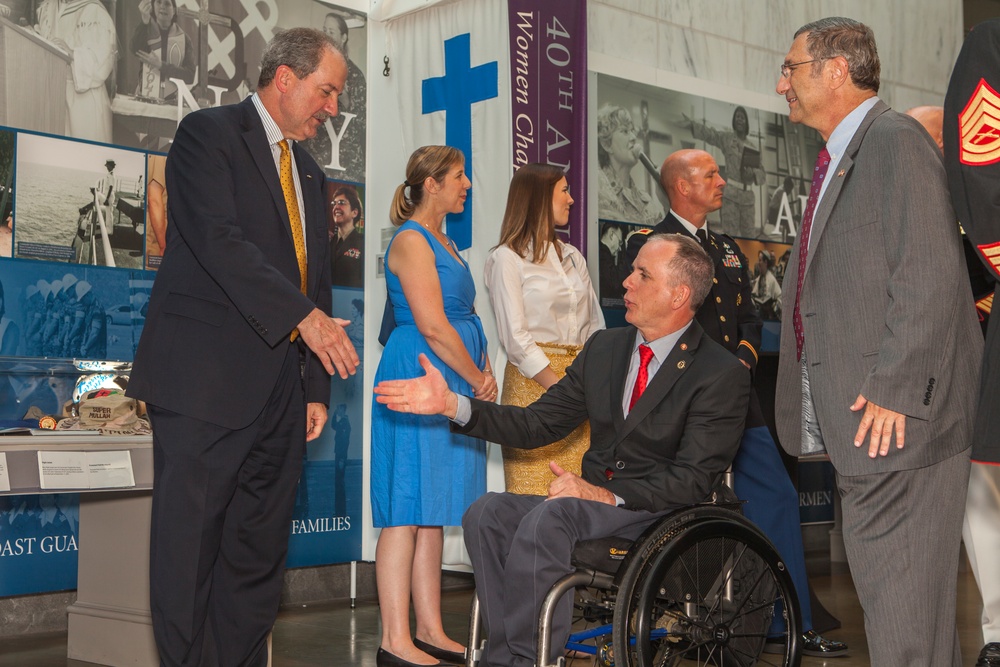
(775, 100, 982, 476)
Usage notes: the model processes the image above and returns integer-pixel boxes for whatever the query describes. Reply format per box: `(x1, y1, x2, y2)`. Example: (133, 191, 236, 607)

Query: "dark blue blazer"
(129, 97, 332, 429)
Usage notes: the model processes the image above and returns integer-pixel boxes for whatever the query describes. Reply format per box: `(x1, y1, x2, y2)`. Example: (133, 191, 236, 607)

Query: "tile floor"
(0, 562, 988, 666)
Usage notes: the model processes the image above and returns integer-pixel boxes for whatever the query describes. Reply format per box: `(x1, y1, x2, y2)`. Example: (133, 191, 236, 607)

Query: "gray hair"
(646, 233, 714, 311)
(258, 27, 342, 89)
(794, 17, 880, 93)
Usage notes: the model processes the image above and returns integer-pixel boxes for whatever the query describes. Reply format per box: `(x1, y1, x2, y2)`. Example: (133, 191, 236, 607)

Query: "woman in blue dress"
(372, 145, 497, 667)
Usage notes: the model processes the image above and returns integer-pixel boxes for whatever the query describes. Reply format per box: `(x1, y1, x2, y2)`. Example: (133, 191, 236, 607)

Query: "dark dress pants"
(148, 344, 306, 667)
(463, 493, 662, 667)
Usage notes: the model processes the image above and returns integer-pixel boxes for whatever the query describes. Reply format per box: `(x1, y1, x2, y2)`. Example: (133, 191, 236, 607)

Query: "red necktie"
(793, 147, 831, 361)
(628, 344, 654, 411)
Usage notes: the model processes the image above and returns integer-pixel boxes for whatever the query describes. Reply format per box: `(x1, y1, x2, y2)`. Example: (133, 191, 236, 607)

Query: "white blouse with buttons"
(485, 242, 605, 379)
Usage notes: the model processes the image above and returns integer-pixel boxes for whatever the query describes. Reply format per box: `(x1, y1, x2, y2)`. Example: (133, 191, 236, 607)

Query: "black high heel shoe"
(375, 648, 449, 667)
(413, 638, 466, 665)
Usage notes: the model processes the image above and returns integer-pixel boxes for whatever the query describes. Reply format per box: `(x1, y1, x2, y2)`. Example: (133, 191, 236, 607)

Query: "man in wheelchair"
(375, 234, 753, 667)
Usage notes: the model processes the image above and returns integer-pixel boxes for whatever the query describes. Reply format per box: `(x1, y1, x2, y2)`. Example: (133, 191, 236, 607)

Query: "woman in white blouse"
(485, 163, 605, 495)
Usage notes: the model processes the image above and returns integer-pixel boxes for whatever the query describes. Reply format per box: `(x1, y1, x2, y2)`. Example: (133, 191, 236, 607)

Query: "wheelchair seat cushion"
(571, 536, 634, 574)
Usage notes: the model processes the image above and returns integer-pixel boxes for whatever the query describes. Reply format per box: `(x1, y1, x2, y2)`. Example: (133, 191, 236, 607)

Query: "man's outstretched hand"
(374, 353, 458, 418)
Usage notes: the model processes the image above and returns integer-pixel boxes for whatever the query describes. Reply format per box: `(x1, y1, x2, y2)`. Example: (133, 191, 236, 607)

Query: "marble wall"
(588, 0, 964, 113)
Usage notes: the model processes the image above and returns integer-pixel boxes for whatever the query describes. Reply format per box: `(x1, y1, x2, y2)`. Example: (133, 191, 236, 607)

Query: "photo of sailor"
(13, 133, 146, 269)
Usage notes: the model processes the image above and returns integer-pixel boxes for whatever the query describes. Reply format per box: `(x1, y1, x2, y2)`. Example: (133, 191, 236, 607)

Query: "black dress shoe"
(764, 630, 848, 658)
(413, 638, 466, 664)
(977, 642, 1000, 667)
(376, 647, 448, 667)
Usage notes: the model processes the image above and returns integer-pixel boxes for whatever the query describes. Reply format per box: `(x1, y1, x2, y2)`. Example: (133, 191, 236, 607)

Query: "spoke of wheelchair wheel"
(690, 536, 743, 620)
(727, 553, 778, 621)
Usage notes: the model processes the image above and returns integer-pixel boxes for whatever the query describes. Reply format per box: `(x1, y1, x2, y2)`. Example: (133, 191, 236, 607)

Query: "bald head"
(659, 149, 726, 226)
(904, 105, 944, 153)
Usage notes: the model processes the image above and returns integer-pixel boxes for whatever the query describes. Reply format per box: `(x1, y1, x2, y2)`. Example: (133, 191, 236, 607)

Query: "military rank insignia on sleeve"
(978, 241, 1000, 275)
(959, 78, 1000, 166)
(977, 293, 993, 318)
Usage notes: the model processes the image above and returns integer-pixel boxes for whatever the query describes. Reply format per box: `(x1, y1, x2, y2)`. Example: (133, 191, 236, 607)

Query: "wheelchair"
(464, 489, 801, 667)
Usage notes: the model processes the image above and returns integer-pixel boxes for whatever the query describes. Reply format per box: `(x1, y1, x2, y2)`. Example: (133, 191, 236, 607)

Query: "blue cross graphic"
(422, 32, 498, 250)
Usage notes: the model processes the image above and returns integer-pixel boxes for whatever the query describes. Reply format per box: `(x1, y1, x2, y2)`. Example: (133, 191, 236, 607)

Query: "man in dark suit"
(774, 17, 982, 666)
(625, 149, 846, 657)
(127, 28, 359, 667)
(375, 234, 751, 667)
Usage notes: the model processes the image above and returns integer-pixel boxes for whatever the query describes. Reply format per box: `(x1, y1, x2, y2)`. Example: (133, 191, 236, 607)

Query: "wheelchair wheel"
(612, 517, 800, 667)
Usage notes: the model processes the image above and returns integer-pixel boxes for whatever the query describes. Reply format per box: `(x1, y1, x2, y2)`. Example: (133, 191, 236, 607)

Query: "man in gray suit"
(774, 17, 982, 667)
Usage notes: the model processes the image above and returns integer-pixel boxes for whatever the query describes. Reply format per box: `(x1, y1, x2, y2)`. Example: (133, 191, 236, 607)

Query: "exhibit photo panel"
(14, 133, 146, 269)
(289, 285, 364, 566)
(594, 73, 818, 325)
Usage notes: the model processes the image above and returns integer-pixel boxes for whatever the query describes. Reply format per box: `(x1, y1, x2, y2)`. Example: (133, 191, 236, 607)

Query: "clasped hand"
(475, 370, 497, 402)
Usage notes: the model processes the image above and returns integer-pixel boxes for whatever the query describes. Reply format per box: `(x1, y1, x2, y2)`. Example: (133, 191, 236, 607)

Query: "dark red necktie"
(793, 147, 831, 361)
(628, 344, 654, 411)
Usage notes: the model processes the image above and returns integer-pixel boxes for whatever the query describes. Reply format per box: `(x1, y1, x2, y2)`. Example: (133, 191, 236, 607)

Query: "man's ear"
(274, 64, 295, 93)
(673, 283, 692, 310)
(827, 56, 850, 89)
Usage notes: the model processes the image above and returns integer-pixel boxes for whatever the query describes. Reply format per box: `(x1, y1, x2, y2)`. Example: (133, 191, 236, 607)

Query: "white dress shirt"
(484, 242, 605, 379)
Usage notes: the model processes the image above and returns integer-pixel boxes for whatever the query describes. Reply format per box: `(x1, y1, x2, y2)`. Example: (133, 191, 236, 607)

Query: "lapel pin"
(305, 174, 313, 179)
(837, 169, 845, 177)
(677, 361, 686, 369)
(680, 343, 688, 350)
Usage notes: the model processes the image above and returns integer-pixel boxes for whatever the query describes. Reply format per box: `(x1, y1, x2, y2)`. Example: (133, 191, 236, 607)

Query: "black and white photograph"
(300, 4, 367, 184)
(596, 73, 823, 243)
(14, 133, 146, 268)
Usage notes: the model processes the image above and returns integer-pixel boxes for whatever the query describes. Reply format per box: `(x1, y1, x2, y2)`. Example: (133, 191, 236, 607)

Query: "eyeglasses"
(332, 199, 350, 207)
(780, 58, 826, 78)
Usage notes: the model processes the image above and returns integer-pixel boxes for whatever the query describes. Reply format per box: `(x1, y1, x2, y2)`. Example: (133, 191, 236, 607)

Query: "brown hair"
(495, 163, 566, 264)
(389, 146, 465, 227)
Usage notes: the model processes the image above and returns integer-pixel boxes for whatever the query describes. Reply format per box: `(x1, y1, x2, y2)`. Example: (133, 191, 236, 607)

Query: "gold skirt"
(501, 342, 591, 495)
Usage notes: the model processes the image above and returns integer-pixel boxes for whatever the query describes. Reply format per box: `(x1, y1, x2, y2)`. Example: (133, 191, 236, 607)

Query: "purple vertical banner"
(508, 0, 588, 253)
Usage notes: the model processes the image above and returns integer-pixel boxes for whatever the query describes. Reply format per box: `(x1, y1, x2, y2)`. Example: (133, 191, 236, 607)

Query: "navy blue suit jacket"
(129, 97, 332, 429)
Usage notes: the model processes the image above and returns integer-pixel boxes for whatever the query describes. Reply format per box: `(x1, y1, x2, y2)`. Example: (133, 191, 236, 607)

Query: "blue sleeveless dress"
(371, 222, 488, 527)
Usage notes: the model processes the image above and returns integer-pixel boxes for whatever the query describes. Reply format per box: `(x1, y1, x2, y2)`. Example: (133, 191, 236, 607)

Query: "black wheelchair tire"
(611, 516, 801, 667)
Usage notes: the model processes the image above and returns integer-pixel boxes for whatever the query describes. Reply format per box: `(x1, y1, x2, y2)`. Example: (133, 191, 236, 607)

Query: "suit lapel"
(614, 324, 701, 444)
(805, 100, 890, 276)
(241, 99, 325, 296)
(610, 328, 637, 434)
(241, 101, 292, 235)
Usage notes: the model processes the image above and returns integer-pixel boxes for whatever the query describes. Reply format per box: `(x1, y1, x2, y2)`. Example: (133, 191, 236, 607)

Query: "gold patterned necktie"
(278, 140, 307, 341)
